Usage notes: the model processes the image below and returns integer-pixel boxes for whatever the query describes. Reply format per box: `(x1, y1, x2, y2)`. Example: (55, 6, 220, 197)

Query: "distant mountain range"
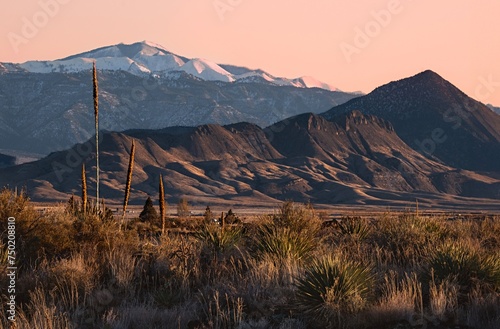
(1, 43, 499, 207)
(3, 41, 340, 90)
(487, 104, 500, 115)
(1, 71, 499, 207)
(0, 41, 358, 158)
(323, 71, 500, 172)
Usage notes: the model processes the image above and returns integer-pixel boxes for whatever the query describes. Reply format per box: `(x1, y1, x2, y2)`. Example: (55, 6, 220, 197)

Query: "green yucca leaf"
(295, 255, 374, 318)
(255, 225, 316, 262)
(194, 224, 241, 254)
(335, 216, 371, 240)
(427, 243, 500, 292)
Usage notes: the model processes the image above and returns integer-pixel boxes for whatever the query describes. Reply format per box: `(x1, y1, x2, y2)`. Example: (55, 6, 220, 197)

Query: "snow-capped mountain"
(181, 58, 235, 82)
(0, 42, 358, 158)
(6, 41, 339, 91)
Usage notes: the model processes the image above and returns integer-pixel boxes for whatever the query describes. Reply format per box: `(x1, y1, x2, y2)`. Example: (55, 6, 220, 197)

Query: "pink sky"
(2, 0, 500, 105)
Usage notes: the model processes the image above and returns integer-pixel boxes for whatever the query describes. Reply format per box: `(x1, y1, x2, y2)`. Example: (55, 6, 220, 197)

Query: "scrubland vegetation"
(0, 188, 499, 329)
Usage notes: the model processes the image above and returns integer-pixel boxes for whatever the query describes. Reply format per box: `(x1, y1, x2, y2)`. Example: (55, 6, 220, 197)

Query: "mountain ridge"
(0, 66, 357, 158)
(1, 110, 498, 207)
(3, 41, 340, 92)
(322, 70, 500, 171)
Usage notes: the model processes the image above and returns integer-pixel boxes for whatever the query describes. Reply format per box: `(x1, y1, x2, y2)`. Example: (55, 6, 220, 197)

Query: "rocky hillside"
(323, 70, 500, 172)
(1, 111, 498, 207)
(0, 41, 357, 158)
(0, 70, 355, 157)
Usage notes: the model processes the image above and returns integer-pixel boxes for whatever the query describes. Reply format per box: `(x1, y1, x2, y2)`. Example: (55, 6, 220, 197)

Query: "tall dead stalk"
(93, 62, 100, 207)
(159, 174, 166, 234)
(121, 139, 135, 229)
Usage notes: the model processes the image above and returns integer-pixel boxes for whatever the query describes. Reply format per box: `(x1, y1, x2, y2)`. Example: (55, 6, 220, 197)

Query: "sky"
(2, 0, 500, 105)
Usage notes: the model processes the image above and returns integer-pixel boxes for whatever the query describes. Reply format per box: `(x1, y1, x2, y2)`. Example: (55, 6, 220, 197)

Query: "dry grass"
(0, 190, 498, 328)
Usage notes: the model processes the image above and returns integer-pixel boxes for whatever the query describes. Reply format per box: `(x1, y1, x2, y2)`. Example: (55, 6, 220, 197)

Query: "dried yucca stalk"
(93, 62, 100, 206)
(159, 174, 166, 234)
(122, 139, 135, 228)
(81, 163, 87, 214)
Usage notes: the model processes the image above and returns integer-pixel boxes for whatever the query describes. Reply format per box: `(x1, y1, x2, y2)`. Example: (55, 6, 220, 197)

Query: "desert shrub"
(295, 255, 375, 325)
(481, 253, 500, 291)
(0, 190, 79, 264)
(71, 206, 128, 252)
(254, 202, 320, 263)
(428, 277, 459, 324)
(105, 248, 137, 289)
(255, 225, 316, 263)
(27, 210, 78, 258)
(465, 290, 500, 329)
(267, 201, 321, 234)
(198, 290, 244, 329)
(161, 234, 200, 283)
(425, 242, 500, 294)
(0, 189, 39, 259)
(334, 216, 371, 241)
(0, 188, 39, 229)
(3, 193, 498, 329)
(366, 271, 423, 326)
(370, 213, 444, 267)
(177, 197, 190, 219)
(0, 288, 73, 329)
(194, 223, 242, 262)
(67, 197, 114, 223)
(48, 252, 99, 312)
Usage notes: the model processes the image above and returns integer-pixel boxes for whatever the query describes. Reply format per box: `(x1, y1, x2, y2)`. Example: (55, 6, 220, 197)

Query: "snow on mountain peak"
(180, 58, 235, 82)
(7, 41, 338, 92)
(142, 40, 170, 51)
(294, 76, 338, 91)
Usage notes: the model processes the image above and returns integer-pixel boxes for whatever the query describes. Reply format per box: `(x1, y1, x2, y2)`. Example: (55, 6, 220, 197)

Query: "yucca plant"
(269, 201, 320, 234)
(295, 255, 375, 321)
(426, 243, 500, 293)
(481, 252, 500, 291)
(121, 139, 135, 229)
(255, 202, 320, 263)
(335, 216, 371, 241)
(194, 223, 242, 261)
(255, 225, 317, 262)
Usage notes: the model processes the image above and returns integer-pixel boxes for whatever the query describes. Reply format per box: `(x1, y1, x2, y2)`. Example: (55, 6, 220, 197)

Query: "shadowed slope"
(323, 70, 500, 171)
(1, 111, 498, 207)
